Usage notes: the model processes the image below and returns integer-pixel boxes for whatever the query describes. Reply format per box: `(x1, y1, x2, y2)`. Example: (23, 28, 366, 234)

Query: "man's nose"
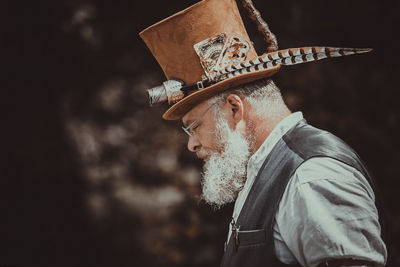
(187, 135, 201, 152)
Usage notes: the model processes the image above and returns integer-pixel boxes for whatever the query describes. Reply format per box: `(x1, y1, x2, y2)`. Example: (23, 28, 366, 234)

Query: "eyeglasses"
(182, 103, 216, 138)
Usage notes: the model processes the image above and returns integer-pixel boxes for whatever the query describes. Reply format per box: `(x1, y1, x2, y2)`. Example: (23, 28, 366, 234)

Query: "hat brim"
(162, 65, 281, 120)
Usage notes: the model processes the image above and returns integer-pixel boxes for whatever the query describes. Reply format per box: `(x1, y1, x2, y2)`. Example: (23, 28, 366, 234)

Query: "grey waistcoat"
(220, 119, 379, 267)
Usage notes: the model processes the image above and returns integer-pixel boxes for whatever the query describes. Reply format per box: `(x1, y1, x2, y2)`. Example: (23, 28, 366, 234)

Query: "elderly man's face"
(182, 97, 253, 209)
(182, 101, 221, 157)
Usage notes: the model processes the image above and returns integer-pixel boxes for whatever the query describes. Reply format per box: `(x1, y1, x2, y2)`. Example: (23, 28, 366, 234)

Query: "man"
(182, 78, 386, 267)
(140, 0, 387, 266)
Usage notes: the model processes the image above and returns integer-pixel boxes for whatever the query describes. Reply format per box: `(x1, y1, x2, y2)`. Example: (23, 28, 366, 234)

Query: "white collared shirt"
(228, 112, 387, 267)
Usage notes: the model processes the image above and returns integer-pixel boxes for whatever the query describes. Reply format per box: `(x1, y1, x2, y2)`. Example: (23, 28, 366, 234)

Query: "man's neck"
(251, 109, 292, 153)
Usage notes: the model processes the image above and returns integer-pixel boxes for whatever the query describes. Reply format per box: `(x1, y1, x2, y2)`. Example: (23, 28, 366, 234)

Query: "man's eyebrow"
(183, 119, 195, 128)
(182, 119, 192, 128)
(183, 103, 214, 128)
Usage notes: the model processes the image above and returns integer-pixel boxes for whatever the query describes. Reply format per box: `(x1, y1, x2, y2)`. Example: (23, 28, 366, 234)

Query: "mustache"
(196, 149, 211, 160)
(197, 148, 218, 161)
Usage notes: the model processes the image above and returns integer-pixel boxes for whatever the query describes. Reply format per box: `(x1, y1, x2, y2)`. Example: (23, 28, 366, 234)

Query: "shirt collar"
(230, 111, 305, 226)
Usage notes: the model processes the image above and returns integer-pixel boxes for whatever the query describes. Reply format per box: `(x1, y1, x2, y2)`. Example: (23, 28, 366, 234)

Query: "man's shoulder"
(281, 121, 363, 167)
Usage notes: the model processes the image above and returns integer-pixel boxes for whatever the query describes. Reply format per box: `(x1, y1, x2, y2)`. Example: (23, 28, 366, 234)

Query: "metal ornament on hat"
(146, 0, 372, 107)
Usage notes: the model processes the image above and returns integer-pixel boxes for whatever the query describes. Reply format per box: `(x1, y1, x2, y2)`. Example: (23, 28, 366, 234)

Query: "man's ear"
(225, 94, 244, 125)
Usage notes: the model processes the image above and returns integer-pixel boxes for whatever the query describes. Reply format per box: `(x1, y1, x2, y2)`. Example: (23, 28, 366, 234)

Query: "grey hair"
(208, 79, 287, 118)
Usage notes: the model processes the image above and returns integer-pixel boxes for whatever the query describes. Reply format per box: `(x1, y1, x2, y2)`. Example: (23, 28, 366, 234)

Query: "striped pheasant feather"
(215, 46, 372, 81)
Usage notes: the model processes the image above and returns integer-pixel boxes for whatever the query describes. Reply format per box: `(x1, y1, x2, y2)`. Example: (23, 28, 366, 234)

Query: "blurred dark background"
(2, 0, 399, 266)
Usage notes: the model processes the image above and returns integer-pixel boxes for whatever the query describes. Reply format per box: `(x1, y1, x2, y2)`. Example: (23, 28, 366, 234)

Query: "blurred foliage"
(2, 0, 400, 266)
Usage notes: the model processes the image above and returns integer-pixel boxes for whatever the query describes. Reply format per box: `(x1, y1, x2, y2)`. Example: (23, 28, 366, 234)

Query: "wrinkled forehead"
(182, 101, 210, 126)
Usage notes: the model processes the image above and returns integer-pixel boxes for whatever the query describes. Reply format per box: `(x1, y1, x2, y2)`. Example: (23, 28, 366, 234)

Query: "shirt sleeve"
(274, 157, 387, 267)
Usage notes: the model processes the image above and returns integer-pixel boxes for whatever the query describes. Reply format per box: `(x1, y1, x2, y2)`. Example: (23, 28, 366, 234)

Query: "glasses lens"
(181, 103, 215, 137)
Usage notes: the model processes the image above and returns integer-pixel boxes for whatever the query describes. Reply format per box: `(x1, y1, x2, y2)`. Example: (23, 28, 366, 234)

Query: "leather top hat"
(140, 0, 371, 120)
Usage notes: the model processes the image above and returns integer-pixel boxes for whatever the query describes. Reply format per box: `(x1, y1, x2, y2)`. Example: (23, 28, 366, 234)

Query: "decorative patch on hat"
(194, 34, 249, 81)
(216, 36, 249, 71)
(194, 33, 226, 78)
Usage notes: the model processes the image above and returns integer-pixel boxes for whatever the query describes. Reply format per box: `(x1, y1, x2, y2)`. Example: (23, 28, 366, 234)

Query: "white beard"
(200, 117, 252, 209)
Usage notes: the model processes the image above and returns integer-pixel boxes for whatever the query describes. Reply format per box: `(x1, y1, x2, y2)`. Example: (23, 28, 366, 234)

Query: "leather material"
(221, 120, 379, 267)
(316, 258, 377, 267)
(140, 0, 257, 85)
(139, 0, 280, 120)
